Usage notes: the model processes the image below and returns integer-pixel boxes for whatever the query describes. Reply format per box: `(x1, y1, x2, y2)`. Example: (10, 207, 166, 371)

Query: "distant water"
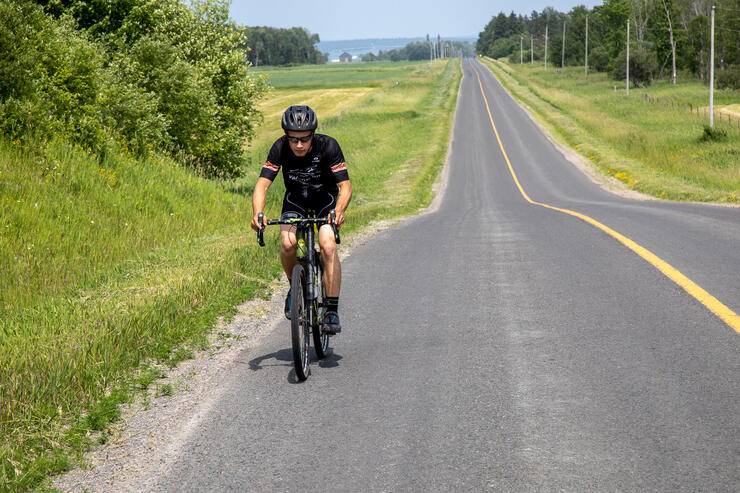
(316, 36, 476, 62)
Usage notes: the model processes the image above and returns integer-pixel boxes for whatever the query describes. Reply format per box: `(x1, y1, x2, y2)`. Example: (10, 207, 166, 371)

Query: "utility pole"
(531, 36, 533, 64)
(710, 5, 715, 127)
(585, 15, 589, 79)
(545, 25, 548, 69)
(520, 36, 523, 64)
(562, 20, 566, 70)
(626, 19, 630, 96)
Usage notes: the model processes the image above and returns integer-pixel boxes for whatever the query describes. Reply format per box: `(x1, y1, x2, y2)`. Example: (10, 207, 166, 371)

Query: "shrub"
(1, 0, 268, 176)
(700, 125, 728, 142)
(0, 1, 107, 152)
(589, 46, 610, 73)
(716, 66, 740, 90)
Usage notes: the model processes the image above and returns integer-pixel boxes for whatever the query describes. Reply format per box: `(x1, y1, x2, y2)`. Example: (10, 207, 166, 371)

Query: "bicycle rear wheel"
(290, 264, 310, 381)
(312, 260, 330, 359)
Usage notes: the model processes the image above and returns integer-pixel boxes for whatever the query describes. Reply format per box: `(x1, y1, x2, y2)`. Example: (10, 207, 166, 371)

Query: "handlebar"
(256, 209, 340, 247)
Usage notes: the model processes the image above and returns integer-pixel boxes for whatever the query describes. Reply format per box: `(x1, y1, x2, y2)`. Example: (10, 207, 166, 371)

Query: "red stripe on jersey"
(331, 162, 347, 173)
(263, 161, 279, 172)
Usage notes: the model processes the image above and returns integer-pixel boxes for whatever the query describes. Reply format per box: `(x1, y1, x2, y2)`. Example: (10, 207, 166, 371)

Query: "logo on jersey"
(288, 165, 321, 186)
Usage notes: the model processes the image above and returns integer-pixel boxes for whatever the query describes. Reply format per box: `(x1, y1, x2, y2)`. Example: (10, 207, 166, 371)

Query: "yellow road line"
(472, 63, 740, 334)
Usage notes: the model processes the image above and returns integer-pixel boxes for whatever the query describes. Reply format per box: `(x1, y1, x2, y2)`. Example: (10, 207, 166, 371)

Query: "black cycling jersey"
(259, 134, 349, 196)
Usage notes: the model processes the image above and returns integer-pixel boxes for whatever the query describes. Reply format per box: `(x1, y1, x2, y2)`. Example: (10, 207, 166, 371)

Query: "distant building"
(339, 52, 352, 63)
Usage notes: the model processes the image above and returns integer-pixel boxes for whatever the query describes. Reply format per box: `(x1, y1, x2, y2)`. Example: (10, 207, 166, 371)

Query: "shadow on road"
(248, 347, 343, 383)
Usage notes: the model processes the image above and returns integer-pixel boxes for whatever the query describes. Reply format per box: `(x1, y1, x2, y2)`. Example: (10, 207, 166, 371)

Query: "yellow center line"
(472, 63, 740, 334)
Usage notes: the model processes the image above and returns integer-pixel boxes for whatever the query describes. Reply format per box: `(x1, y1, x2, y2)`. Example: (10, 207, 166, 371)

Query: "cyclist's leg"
(315, 193, 342, 333)
(315, 192, 341, 297)
(317, 224, 340, 297)
(279, 192, 306, 280)
(280, 193, 307, 319)
(279, 225, 298, 279)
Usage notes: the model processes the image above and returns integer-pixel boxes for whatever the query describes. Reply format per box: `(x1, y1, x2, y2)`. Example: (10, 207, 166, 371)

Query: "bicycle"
(257, 210, 341, 381)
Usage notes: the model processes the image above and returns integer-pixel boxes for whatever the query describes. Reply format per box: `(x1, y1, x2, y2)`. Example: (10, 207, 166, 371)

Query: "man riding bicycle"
(251, 105, 352, 334)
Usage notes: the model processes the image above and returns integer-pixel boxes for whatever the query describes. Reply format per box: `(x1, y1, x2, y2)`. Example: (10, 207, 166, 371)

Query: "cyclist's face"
(286, 131, 313, 157)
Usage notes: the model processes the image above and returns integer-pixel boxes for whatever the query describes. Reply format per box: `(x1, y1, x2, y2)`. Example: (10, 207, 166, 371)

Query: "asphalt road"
(149, 58, 740, 492)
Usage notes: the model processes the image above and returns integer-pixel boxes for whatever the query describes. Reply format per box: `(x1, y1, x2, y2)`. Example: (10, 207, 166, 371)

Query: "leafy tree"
(6, 0, 269, 175)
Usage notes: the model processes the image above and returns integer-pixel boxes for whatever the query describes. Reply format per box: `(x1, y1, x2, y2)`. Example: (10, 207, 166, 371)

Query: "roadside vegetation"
(480, 57, 739, 203)
(0, 58, 460, 491)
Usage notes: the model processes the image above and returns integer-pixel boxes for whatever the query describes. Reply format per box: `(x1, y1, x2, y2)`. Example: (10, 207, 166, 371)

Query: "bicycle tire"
(290, 264, 310, 381)
(312, 259, 330, 359)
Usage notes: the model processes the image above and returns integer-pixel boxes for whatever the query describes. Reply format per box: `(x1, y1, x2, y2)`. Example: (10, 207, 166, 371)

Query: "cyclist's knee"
(280, 230, 297, 252)
(319, 238, 336, 258)
(281, 239, 296, 254)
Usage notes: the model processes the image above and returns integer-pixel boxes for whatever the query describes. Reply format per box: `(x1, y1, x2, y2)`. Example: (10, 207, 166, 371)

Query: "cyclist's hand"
(251, 213, 264, 232)
(334, 210, 345, 228)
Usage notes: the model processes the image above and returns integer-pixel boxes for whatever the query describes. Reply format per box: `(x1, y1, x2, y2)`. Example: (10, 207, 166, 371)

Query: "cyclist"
(251, 105, 352, 334)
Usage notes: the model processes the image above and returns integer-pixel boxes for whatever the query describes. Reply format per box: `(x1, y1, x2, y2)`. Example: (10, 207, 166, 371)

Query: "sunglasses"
(286, 134, 313, 144)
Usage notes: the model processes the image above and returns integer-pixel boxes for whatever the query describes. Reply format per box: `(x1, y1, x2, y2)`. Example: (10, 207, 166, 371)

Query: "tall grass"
(0, 58, 460, 492)
(481, 58, 740, 203)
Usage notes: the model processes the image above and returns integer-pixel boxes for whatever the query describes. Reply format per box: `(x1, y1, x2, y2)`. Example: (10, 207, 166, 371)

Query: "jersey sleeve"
(327, 138, 349, 183)
(259, 140, 282, 181)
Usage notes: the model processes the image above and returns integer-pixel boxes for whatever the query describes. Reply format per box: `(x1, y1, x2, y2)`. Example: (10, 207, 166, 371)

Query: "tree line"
(241, 26, 326, 66)
(361, 38, 476, 62)
(476, 0, 740, 89)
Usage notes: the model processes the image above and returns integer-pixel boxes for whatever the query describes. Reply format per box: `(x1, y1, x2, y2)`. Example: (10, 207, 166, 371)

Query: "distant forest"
(361, 38, 476, 62)
(476, 0, 740, 88)
(241, 26, 326, 66)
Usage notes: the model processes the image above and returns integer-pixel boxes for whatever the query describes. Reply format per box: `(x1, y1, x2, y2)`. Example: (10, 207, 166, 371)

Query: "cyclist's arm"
(334, 180, 352, 228)
(251, 177, 273, 231)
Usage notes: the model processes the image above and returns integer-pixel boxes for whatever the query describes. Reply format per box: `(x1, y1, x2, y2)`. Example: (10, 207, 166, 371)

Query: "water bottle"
(296, 230, 306, 258)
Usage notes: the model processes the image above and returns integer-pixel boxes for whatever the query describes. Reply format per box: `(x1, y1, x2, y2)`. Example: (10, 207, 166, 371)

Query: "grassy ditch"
(0, 58, 461, 491)
(479, 57, 739, 203)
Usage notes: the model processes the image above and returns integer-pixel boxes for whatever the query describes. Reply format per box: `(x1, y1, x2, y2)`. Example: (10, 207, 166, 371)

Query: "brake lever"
(257, 212, 265, 247)
(329, 209, 341, 245)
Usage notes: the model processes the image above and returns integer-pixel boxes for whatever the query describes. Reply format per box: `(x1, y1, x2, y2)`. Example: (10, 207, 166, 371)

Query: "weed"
(700, 125, 728, 142)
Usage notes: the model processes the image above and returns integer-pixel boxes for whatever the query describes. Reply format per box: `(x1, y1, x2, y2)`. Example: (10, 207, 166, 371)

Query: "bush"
(716, 66, 740, 90)
(589, 46, 610, 73)
(611, 46, 658, 88)
(0, 1, 107, 152)
(700, 125, 728, 142)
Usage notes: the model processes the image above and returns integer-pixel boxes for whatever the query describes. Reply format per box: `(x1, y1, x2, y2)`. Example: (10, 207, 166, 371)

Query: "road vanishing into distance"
(132, 59, 740, 491)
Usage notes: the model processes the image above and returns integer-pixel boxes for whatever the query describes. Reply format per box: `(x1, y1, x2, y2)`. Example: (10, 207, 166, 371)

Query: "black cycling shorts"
(280, 190, 337, 220)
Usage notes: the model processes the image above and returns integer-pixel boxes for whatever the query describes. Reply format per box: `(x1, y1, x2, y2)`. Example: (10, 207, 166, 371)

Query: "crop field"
(481, 57, 740, 203)
(0, 58, 461, 491)
(252, 61, 422, 89)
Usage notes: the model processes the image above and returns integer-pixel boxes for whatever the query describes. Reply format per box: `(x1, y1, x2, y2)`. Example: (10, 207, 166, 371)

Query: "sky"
(229, 0, 602, 41)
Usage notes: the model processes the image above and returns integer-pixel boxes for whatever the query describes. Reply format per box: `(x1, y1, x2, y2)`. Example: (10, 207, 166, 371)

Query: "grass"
(0, 58, 460, 492)
(479, 57, 740, 203)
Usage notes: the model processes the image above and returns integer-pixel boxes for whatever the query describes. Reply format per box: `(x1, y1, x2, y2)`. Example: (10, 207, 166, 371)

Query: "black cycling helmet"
(281, 105, 318, 132)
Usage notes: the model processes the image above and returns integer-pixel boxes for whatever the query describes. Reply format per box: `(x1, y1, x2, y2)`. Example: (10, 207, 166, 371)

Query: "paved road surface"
(148, 58, 739, 492)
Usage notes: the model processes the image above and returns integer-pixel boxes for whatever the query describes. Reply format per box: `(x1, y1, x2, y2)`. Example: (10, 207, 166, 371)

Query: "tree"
(659, 0, 679, 84)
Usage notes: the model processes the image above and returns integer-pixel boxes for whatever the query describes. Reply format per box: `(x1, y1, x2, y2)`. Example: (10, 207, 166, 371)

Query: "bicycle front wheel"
(290, 264, 310, 381)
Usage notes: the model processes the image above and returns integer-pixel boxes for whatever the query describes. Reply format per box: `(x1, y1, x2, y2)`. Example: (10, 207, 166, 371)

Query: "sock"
(326, 296, 339, 313)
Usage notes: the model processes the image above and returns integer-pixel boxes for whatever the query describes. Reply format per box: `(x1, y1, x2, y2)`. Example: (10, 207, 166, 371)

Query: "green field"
(0, 59, 461, 491)
(480, 57, 740, 203)
(252, 61, 422, 89)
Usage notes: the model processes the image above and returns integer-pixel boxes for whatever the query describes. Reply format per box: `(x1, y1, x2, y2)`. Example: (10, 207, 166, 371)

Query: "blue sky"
(229, 1, 602, 41)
